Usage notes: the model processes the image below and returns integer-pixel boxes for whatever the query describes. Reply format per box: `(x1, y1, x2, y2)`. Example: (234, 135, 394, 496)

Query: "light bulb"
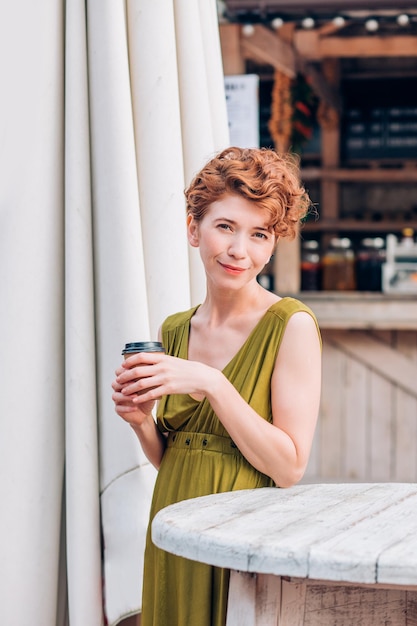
(271, 17, 284, 30)
(397, 14, 410, 26)
(242, 23, 255, 36)
(301, 17, 315, 29)
(332, 16, 345, 27)
(365, 18, 379, 32)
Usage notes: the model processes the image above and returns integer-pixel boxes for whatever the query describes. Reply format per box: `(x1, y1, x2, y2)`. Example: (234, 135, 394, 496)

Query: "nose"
(227, 234, 247, 259)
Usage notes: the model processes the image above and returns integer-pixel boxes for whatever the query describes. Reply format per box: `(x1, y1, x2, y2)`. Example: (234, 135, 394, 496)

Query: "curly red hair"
(185, 146, 311, 240)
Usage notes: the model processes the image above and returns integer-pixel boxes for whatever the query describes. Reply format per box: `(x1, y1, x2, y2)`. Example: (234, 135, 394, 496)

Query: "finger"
(112, 390, 137, 405)
(115, 404, 139, 416)
(117, 365, 156, 385)
(122, 370, 163, 395)
(122, 352, 166, 369)
(131, 386, 163, 404)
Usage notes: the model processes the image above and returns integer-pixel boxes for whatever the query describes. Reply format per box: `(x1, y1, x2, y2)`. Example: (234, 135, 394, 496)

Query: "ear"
(187, 215, 200, 248)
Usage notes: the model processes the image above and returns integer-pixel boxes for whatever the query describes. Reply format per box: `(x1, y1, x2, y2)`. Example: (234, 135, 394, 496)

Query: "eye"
(253, 231, 269, 240)
(218, 223, 232, 231)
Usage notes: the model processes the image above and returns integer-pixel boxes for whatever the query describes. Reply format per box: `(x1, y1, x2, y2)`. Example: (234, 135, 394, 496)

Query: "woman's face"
(187, 194, 276, 291)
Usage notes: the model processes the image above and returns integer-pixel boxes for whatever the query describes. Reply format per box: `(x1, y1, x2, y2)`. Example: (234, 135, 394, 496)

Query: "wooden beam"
(273, 233, 301, 294)
(296, 31, 417, 59)
(294, 30, 321, 61)
(219, 23, 246, 75)
(240, 24, 296, 77)
(321, 35, 417, 58)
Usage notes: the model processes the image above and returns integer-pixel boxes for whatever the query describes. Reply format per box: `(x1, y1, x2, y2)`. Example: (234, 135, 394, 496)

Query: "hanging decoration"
(268, 69, 293, 152)
(291, 73, 319, 152)
(268, 70, 319, 154)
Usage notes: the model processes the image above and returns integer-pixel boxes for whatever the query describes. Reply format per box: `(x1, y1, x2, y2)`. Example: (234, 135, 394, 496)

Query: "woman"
(112, 146, 322, 625)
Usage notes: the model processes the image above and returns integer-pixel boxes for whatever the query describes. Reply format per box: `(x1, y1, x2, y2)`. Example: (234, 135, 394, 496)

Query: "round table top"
(152, 483, 417, 586)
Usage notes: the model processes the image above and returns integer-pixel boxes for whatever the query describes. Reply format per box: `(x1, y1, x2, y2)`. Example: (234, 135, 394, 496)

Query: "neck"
(198, 282, 274, 325)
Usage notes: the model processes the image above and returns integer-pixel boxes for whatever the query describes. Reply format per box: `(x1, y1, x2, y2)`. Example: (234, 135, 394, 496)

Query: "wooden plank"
(228, 575, 417, 625)
(304, 416, 320, 480)
(304, 585, 407, 625)
(288, 577, 417, 593)
(378, 532, 417, 587)
(319, 337, 344, 478)
(406, 591, 417, 626)
(279, 577, 306, 626)
(320, 35, 417, 59)
(394, 332, 417, 481)
(370, 328, 392, 344)
(273, 235, 300, 294)
(325, 330, 417, 397)
(368, 331, 393, 481)
(296, 31, 417, 59)
(394, 390, 417, 481)
(369, 369, 393, 480)
(300, 296, 417, 330)
(219, 24, 245, 75)
(256, 574, 281, 626)
(226, 571, 256, 626)
(344, 356, 367, 480)
(308, 487, 417, 584)
(240, 25, 296, 77)
(294, 30, 320, 61)
(320, 180, 339, 222)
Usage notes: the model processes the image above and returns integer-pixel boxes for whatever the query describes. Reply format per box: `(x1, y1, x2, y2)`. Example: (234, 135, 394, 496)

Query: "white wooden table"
(152, 484, 417, 625)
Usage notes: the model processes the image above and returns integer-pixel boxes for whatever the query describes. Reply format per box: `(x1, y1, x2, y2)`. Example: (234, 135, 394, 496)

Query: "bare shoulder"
(280, 309, 321, 354)
(286, 309, 319, 332)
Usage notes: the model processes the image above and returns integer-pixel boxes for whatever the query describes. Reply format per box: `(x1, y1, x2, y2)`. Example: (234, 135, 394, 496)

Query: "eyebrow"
(214, 217, 272, 232)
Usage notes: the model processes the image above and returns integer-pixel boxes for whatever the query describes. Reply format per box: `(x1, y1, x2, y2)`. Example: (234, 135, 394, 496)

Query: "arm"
(204, 312, 321, 487)
(112, 369, 167, 470)
(115, 312, 321, 486)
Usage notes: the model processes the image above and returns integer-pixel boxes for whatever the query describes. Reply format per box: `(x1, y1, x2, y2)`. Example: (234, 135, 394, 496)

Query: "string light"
(271, 17, 284, 30)
(301, 17, 315, 29)
(221, 9, 417, 33)
(397, 14, 410, 26)
(332, 16, 346, 27)
(241, 23, 255, 36)
(365, 18, 379, 32)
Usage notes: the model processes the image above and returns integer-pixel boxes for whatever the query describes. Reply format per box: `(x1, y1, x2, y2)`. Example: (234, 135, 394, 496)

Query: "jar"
(301, 240, 321, 291)
(356, 237, 385, 291)
(322, 237, 356, 291)
(401, 227, 415, 245)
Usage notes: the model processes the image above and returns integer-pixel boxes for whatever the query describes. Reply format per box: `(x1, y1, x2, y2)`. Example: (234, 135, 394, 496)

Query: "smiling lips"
(220, 262, 247, 274)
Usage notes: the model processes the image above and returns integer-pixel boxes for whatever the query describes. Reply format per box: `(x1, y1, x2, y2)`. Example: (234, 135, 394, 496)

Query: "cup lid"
(122, 341, 165, 354)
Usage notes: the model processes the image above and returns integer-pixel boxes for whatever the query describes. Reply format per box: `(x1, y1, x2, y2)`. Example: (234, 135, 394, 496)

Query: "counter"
(297, 293, 417, 329)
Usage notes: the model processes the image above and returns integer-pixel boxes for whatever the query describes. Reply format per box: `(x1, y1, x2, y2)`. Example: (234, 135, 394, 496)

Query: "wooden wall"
(305, 329, 417, 483)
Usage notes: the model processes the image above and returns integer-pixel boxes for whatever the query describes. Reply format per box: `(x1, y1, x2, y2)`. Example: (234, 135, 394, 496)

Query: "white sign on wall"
(225, 74, 260, 148)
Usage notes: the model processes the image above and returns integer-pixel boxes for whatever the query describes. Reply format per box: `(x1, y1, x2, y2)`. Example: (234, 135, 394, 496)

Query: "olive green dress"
(141, 297, 319, 626)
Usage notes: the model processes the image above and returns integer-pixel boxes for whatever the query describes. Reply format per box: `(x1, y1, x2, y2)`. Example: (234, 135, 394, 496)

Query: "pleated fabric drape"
(0, 0, 229, 624)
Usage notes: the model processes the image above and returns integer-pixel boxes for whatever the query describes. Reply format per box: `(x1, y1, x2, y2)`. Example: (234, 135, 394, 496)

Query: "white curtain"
(0, 1, 229, 624)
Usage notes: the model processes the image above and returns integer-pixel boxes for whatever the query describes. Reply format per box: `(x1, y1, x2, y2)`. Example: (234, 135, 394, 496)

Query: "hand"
(111, 362, 156, 428)
(114, 351, 221, 404)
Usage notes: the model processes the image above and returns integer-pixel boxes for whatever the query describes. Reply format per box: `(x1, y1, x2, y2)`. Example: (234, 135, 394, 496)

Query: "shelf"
(298, 293, 417, 330)
(302, 220, 417, 233)
(301, 167, 417, 183)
